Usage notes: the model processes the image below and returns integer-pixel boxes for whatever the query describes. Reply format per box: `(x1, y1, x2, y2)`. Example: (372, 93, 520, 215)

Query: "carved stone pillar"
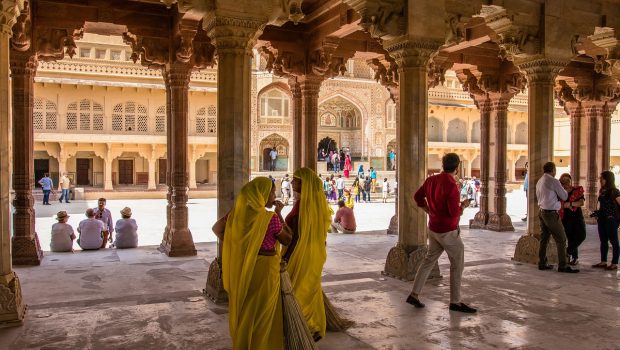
(382, 39, 441, 281)
(584, 103, 602, 217)
(289, 77, 302, 172)
(487, 97, 514, 232)
(188, 147, 197, 190)
(147, 155, 157, 190)
(298, 75, 322, 170)
(10, 50, 42, 265)
(513, 59, 567, 264)
(159, 62, 196, 257)
(568, 105, 583, 184)
(204, 16, 264, 303)
(103, 144, 113, 190)
(386, 94, 399, 236)
(0, 0, 27, 326)
(470, 97, 491, 229)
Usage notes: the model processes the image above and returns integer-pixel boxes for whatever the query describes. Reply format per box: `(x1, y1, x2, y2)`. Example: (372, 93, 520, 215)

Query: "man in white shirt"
(536, 162, 578, 273)
(50, 211, 75, 252)
(336, 175, 345, 199)
(281, 175, 291, 205)
(77, 208, 104, 250)
(58, 173, 71, 203)
(269, 148, 278, 171)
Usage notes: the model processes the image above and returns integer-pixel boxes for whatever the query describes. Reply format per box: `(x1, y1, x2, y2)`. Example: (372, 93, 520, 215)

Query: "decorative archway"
(318, 95, 363, 158)
(429, 116, 444, 142)
(259, 133, 290, 171)
(447, 119, 467, 142)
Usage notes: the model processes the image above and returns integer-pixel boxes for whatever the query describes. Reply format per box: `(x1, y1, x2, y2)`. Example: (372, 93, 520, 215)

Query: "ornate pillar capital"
(0, 0, 23, 36)
(203, 14, 265, 55)
(517, 58, 569, 84)
(384, 37, 442, 69)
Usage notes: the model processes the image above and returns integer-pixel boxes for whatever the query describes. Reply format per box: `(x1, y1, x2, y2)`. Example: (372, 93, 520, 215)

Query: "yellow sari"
(222, 177, 283, 350)
(285, 168, 333, 338)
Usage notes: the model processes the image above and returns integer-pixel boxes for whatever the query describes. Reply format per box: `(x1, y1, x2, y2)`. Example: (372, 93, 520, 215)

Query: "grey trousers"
(411, 228, 464, 304)
(538, 210, 568, 268)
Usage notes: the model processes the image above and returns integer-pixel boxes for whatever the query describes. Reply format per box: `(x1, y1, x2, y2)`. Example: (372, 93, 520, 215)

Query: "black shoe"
(521, 217, 527, 222)
(569, 258, 578, 266)
(406, 295, 425, 308)
(65, 201, 70, 203)
(558, 266, 580, 273)
(538, 264, 554, 270)
(449, 303, 477, 313)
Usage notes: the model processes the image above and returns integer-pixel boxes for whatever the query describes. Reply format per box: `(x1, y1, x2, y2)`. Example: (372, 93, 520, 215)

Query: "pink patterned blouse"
(260, 215, 282, 251)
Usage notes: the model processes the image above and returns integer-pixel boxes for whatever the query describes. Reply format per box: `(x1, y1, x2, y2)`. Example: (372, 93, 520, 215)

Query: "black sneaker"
(449, 303, 477, 313)
(558, 266, 579, 273)
(406, 295, 425, 308)
(538, 264, 554, 270)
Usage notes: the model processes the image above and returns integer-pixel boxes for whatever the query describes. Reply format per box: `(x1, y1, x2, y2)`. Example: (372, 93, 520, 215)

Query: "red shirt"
(414, 172, 462, 233)
(334, 206, 356, 231)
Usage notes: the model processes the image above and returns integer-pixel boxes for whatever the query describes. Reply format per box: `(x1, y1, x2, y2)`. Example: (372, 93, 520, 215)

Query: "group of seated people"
(50, 198, 138, 252)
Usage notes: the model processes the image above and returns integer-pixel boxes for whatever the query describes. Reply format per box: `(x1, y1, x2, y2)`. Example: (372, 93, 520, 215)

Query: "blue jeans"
(42, 190, 50, 204)
(598, 217, 620, 264)
(338, 189, 344, 199)
(59, 189, 70, 202)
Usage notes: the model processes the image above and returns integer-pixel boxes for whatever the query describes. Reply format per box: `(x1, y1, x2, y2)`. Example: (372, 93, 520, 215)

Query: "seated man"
(77, 208, 104, 250)
(330, 200, 357, 234)
(50, 211, 75, 252)
(114, 207, 138, 249)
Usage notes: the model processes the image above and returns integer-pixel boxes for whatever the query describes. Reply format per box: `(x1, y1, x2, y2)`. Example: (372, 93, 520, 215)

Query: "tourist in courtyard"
(332, 152, 340, 173)
(336, 174, 345, 199)
(522, 162, 529, 222)
(38, 173, 53, 205)
(344, 154, 352, 178)
(212, 177, 292, 350)
(363, 176, 372, 202)
(77, 208, 104, 250)
(93, 198, 114, 249)
(389, 150, 396, 170)
(330, 175, 338, 203)
(50, 211, 75, 252)
(113, 207, 138, 249)
(559, 173, 585, 265)
(536, 162, 578, 273)
(58, 173, 71, 203)
(281, 174, 291, 205)
(352, 177, 361, 203)
(284, 168, 332, 341)
(269, 147, 278, 171)
(357, 164, 365, 179)
(330, 200, 356, 234)
(381, 177, 390, 203)
(370, 167, 377, 193)
(323, 176, 331, 199)
(343, 189, 354, 209)
(326, 150, 333, 171)
(407, 153, 477, 313)
(591, 171, 620, 270)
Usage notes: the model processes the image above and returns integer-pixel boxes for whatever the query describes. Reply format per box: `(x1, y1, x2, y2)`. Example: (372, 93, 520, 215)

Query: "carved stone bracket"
(0, 0, 24, 36)
(342, 0, 405, 40)
(517, 58, 568, 84)
(384, 38, 442, 69)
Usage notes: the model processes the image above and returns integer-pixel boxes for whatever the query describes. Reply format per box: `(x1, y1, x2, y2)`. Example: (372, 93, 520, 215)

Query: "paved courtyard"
(3, 190, 618, 349)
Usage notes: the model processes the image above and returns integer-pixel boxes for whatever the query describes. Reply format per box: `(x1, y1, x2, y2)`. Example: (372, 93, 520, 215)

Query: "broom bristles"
(323, 291, 354, 332)
(280, 262, 318, 350)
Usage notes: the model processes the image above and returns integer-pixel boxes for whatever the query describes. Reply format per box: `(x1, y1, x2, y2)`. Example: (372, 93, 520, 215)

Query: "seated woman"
(50, 211, 75, 252)
(212, 177, 292, 350)
(114, 207, 138, 249)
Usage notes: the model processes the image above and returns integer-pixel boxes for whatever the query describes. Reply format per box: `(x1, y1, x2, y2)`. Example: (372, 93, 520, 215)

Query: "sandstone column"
(298, 75, 322, 170)
(383, 39, 440, 281)
(568, 105, 583, 183)
(147, 154, 157, 190)
(103, 144, 113, 190)
(513, 59, 566, 264)
(0, 0, 27, 326)
(584, 103, 601, 216)
(159, 62, 197, 257)
(289, 77, 302, 172)
(10, 48, 42, 266)
(470, 97, 491, 229)
(386, 93, 399, 236)
(204, 15, 264, 303)
(188, 148, 197, 190)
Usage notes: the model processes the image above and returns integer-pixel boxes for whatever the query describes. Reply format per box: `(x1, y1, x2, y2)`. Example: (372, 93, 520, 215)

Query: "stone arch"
(66, 99, 104, 132)
(259, 133, 290, 171)
(470, 119, 480, 143)
(447, 119, 467, 142)
(258, 82, 291, 123)
(318, 94, 364, 157)
(515, 122, 528, 144)
(515, 155, 528, 180)
(429, 116, 444, 142)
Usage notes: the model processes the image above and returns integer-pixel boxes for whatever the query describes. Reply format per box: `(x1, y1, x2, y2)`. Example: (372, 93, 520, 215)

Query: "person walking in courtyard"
(336, 174, 345, 199)
(389, 150, 396, 170)
(558, 173, 586, 265)
(330, 199, 356, 234)
(363, 176, 372, 202)
(281, 174, 291, 205)
(58, 173, 71, 203)
(212, 177, 292, 350)
(269, 147, 278, 171)
(284, 168, 333, 341)
(370, 167, 377, 193)
(77, 208, 104, 250)
(591, 171, 620, 270)
(381, 177, 390, 203)
(93, 198, 114, 249)
(522, 162, 529, 222)
(407, 153, 477, 313)
(113, 207, 139, 249)
(352, 177, 361, 203)
(357, 164, 364, 179)
(50, 211, 75, 252)
(536, 162, 578, 273)
(339, 149, 346, 173)
(38, 173, 53, 205)
(344, 154, 352, 178)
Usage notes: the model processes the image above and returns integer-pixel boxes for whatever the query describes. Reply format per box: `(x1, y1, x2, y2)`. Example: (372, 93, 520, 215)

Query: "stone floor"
(2, 218, 620, 349)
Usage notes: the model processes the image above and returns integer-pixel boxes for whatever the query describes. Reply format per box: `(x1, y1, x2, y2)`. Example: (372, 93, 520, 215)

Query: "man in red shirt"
(330, 200, 357, 234)
(406, 153, 476, 313)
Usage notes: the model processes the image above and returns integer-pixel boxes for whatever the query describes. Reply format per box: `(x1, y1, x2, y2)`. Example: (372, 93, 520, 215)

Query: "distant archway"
(318, 96, 362, 158)
(471, 120, 480, 143)
(447, 119, 467, 143)
(515, 122, 528, 144)
(429, 117, 444, 142)
(259, 134, 289, 171)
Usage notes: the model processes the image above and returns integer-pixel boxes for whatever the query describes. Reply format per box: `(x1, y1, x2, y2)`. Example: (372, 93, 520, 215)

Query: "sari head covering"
(287, 167, 333, 337)
(222, 177, 281, 349)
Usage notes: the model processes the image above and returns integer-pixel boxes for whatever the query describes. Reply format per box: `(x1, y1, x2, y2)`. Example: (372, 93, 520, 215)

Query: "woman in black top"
(592, 171, 620, 270)
(559, 174, 586, 265)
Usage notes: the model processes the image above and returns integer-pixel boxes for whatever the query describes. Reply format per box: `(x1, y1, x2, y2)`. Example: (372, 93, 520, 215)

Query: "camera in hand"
(589, 210, 600, 218)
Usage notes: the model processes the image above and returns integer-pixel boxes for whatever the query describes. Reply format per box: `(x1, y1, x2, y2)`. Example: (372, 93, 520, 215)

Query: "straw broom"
(280, 261, 318, 350)
(323, 291, 354, 331)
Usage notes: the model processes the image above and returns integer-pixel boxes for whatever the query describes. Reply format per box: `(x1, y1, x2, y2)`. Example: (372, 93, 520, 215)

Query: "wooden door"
(158, 158, 167, 184)
(118, 159, 134, 185)
(76, 158, 91, 186)
(34, 159, 49, 187)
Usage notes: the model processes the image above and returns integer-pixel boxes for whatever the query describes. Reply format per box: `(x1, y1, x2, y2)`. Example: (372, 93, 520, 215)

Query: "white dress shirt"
(536, 173, 568, 211)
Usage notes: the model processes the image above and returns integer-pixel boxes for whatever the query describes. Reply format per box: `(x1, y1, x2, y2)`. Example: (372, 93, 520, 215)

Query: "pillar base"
(512, 234, 558, 265)
(382, 244, 441, 281)
(386, 214, 398, 235)
(0, 272, 26, 328)
(469, 211, 488, 229)
(486, 213, 514, 232)
(159, 228, 197, 257)
(204, 257, 228, 304)
(12, 234, 43, 266)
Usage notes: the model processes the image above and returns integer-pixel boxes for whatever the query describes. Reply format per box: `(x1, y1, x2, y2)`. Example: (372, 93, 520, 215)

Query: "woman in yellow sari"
(212, 177, 292, 350)
(283, 167, 333, 341)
